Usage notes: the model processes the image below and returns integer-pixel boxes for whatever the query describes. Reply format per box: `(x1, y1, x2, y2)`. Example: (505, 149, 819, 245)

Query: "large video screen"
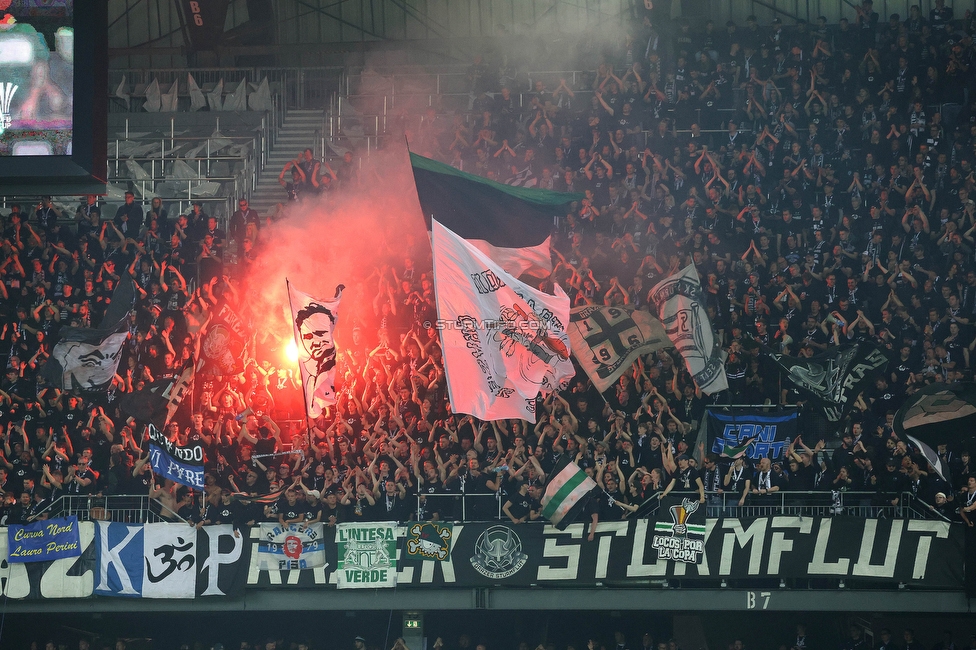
(0, 0, 73, 156)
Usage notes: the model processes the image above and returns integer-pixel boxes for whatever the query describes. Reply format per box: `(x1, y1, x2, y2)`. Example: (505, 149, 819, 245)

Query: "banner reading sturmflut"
(7, 517, 82, 563)
(649, 264, 728, 395)
(147, 424, 205, 489)
(256, 523, 325, 571)
(335, 522, 397, 589)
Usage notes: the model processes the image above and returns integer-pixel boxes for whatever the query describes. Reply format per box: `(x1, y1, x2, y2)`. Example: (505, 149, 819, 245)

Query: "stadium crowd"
(0, 3, 975, 530)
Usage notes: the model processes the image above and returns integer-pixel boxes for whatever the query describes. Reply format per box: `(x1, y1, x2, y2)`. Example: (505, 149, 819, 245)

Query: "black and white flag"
(649, 264, 728, 395)
(765, 343, 889, 421)
(120, 359, 196, 428)
(42, 279, 136, 392)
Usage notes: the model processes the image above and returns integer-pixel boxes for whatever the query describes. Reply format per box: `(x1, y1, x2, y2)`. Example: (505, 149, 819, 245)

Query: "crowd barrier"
(32, 490, 946, 526)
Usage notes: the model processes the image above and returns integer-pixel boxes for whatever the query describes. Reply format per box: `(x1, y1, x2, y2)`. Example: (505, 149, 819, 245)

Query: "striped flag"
(719, 436, 757, 459)
(541, 457, 598, 530)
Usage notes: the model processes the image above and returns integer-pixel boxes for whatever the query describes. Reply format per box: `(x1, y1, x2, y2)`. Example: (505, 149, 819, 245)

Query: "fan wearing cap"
(658, 453, 704, 502)
(321, 486, 343, 526)
(203, 489, 244, 535)
(301, 488, 323, 526)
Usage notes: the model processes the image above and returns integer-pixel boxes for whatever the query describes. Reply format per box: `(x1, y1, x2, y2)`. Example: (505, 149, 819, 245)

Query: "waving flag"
(432, 220, 573, 422)
(568, 304, 669, 392)
(120, 359, 197, 428)
(411, 152, 582, 278)
(42, 279, 135, 392)
(288, 281, 344, 419)
(764, 343, 888, 422)
(541, 457, 598, 530)
(649, 264, 728, 395)
(891, 382, 976, 479)
(199, 302, 247, 376)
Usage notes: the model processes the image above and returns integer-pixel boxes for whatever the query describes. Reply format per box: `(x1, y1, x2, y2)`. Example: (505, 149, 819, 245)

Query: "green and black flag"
(410, 151, 583, 277)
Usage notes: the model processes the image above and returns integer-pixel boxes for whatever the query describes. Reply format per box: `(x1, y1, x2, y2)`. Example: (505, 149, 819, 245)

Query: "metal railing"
(109, 67, 344, 112)
(35, 494, 186, 524)
(698, 490, 947, 520)
(25, 489, 949, 526)
(416, 492, 503, 522)
(414, 490, 948, 524)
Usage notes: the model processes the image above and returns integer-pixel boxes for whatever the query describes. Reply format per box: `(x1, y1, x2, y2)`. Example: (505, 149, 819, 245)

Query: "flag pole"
(285, 278, 315, 454)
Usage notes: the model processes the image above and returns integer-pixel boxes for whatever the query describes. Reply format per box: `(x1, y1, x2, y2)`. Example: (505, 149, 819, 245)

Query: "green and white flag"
(541, 457, 598, 530)
(335, 522, 398, 589)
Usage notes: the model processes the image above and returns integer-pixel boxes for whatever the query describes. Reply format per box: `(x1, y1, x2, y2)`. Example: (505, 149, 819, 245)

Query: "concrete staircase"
(248, 109, 325, 218)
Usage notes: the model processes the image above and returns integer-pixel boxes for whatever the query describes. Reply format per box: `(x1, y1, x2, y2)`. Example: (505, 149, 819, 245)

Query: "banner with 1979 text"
(257, 523, 326, 571)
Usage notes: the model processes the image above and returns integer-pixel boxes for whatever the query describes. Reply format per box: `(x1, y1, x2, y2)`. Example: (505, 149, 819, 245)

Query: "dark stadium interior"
(1, 0, 976, 647)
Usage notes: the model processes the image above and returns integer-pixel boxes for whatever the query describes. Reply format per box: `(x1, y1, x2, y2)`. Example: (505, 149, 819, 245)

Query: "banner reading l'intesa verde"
(335, 522, 397, 588)
(7, 516, 82, 563)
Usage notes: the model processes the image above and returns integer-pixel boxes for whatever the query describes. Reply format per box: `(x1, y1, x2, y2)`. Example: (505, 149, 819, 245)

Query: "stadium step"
(246, 108, 326, 217)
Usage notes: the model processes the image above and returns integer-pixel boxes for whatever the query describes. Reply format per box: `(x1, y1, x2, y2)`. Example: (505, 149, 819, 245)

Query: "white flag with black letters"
(432, 219, 573, 422)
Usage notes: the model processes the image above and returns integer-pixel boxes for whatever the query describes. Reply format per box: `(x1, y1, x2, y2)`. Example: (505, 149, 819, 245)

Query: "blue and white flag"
(256, 523, 326, 571)
(95, 522, 196, 598)
(147, 423, 205, 489)
(7, 517, 82, 563)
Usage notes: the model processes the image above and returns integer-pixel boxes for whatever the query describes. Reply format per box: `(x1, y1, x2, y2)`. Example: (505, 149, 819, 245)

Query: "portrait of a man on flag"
(288, 282, 344, 419)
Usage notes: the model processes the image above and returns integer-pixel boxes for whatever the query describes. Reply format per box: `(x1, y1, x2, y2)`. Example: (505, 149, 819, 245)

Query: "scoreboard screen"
(0, 0, 105, 194)
(0, 0, 73, 156)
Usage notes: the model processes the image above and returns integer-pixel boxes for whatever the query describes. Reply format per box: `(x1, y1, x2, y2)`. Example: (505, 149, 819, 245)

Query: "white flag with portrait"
(288, 282, 344, 419)
(432, 219, 573, 423)
(649, 264, 728, 395)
